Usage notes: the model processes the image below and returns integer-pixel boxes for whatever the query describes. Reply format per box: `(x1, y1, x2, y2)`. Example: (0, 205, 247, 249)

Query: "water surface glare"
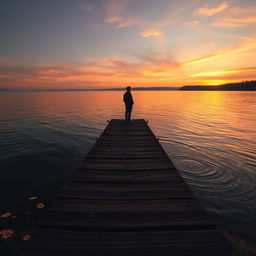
(0, 91, 255, 228)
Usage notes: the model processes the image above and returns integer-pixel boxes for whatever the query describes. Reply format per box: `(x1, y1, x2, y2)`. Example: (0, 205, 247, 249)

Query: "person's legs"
(125, 105, 129, 120)
(125, 110, 128, 120)
(127, 105, 133, 121)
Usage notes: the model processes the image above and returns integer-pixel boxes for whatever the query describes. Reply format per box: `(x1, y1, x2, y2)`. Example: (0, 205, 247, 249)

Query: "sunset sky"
(1, 0, 256, 89)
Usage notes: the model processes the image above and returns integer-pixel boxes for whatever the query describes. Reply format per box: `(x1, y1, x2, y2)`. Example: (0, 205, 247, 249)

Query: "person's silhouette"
(123, 86, 134, 121)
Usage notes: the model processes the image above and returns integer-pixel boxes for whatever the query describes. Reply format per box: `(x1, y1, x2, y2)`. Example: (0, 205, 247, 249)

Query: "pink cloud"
(139, 29, 163, 41)
(184, 20, 200, 27)
(193, 2, 228, 17)
(116, 18, 138, 28)
(212, 16, 256, 27)
(105, 0, 128, 24)
(104, 0, 190, 42)
(105, 16, 122, 23)
(212, 6, 256, 27)
(0, 51, 182, 89)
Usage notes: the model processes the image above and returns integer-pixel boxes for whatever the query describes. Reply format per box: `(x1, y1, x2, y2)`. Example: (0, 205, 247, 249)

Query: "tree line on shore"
(180, 80, 256, 91)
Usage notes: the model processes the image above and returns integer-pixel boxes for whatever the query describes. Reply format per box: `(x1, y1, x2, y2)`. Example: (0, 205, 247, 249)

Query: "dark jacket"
(123, 91, 134, 105)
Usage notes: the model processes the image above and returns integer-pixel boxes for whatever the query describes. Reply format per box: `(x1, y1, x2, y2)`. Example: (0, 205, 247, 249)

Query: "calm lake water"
(0, 91, 255, 228)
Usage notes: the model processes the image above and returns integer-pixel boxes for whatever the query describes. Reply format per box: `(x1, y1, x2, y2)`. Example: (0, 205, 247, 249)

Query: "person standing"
(123, 86, 134, 121)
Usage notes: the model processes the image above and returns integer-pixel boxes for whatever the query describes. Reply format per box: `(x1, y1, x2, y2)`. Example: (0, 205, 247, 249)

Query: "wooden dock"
(21, 119, 235, 255)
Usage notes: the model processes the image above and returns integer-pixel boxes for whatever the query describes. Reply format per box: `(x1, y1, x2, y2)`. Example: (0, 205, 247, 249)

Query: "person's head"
(126, 86, 131, 91)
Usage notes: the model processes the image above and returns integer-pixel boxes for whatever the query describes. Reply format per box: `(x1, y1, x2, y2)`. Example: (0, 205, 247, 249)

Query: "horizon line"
(0, 86, 181, 92)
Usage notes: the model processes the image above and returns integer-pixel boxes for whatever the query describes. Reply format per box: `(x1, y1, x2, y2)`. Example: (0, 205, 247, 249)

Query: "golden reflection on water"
(0, 91, 255, 136)
(133, 91, 255, 139)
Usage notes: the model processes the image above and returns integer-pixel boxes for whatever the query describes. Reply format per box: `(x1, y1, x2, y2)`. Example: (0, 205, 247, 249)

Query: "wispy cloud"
(134, 50, 180, 69)
(87, 51, 180, 75)
(105, 16, 122, 24)
(184, 20, 200, 27)
(116, 18, 138, 28)
(192, 67, 256, 80)
(105, 0, 128, 24)
(213, 16, 256, 27)
(193, 2, 228, 17)
(139, 29, 163, 42)
(192, 70, 238, 77)
(0, 51, 182, 88)
(212, 6, 256, 27)
(184, 39, 256, 66)
(104, 0, 192, 42)
(1, 50, 255, 88)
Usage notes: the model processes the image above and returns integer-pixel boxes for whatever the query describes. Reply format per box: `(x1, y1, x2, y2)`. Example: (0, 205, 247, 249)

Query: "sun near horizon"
(0, 0, 256, 90)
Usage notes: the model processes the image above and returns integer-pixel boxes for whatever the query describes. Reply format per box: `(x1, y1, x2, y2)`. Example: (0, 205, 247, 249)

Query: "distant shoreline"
(180, 81, 256, 91)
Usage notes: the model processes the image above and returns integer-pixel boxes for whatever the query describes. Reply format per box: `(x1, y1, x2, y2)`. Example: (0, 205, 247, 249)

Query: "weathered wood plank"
(69, 170, 186, 183)
(88, 145, 162, 152)
(58, 186, 194, 200)
(79, 160, 174, 170)
(60, 182, 193, 198)
(22, 230, 235, 256)
(58, 189, 194, 200)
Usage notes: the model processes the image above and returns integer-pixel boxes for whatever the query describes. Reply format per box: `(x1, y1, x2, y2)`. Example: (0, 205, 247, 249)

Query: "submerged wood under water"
(21, 119, 236, 255)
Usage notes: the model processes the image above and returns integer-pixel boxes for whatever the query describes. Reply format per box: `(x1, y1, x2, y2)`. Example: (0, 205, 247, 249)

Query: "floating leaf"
(1, 212, 11, 218)
(29, 196, 38, 200)
(0, 229, 14, 239)
(36, 203, 45, 209)
(23, 234, 31, 241)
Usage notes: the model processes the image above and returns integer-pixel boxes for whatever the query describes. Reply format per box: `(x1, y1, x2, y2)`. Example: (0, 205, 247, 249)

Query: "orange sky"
(0, 0, 256, 89)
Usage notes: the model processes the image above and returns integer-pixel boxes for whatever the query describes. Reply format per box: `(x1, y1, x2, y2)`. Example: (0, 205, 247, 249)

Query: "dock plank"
(22, 229, 235, 256)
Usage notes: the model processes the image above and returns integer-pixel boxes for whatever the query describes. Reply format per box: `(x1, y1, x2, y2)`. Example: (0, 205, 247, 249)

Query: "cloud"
(1, 35, 255, 89)
(212, 6, 256, 27)
(135, 51, 180, 70)
(184, 39, 256, 66)
(212, 16, 256, 27)
(0, 62, 124, 89)
(139, 29, 163, 41)
(0, 51, 183, 88)
(105, 0, 128, 24)
(1, 55, 254, 89)
(87, 52, 180, 75)
(140, 29, 161, 38)
(193, 2, 228, 17)
(105, 16, 122, 23)
(184, 20, 200, 27)
(116, 18, 138, 28)
(192, 67, 256, 80)
(104, 0, 192, 42)
(192, 70, 238, 77)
